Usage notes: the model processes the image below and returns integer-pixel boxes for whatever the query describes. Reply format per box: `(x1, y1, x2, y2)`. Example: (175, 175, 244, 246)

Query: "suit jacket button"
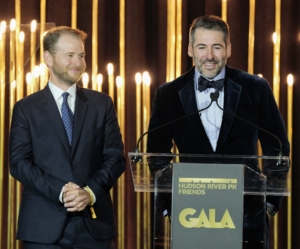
(71, 166, 76, 170)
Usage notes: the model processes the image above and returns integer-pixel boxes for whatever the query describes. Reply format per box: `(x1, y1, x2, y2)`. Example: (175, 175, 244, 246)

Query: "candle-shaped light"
(30, 20, 37, 93)
(134, 72, 142, 249)
(97, 74, 103, 92)
(107, 63, 114, 102)
(272, 32, 280, 104)
(0, 21, 6, 85)
(142, 71, 151, 151)
(26, 72, 33, 96)
(71, 0, 77, 28)
(9, 19, 16, 122)
(40, 0, 46, 66)
(135, 73, 142, 142)
(82, 72, 89, 88)
(16, 31, 24, 101)
(287, 73, 293, 249)
(0, 21, 6, 244)
(116, 76, 122, 123)
(10, 19, 16, 84)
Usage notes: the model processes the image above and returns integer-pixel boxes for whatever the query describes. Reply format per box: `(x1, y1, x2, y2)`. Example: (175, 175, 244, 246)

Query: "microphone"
(131, 96, 219, 162)
(210, 91, 287, 169)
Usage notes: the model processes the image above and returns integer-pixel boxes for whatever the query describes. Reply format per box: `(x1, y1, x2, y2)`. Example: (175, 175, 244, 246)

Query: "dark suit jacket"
(9, 84, 125, 244)
(147, 66, 290, 214)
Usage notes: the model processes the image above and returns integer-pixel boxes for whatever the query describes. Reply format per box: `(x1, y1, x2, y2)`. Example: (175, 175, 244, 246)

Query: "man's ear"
(226, 42, 232, 59)
(187, 44, 193, 57)
(44, 51, 53, 66)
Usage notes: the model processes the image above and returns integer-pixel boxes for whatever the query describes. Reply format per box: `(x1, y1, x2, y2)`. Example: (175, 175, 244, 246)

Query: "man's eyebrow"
(195, 43, 224, 47)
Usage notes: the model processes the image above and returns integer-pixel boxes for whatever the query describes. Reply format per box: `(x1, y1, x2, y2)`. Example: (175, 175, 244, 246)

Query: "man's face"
(46, 34, 86, 88)
(188, 28, 231, 79)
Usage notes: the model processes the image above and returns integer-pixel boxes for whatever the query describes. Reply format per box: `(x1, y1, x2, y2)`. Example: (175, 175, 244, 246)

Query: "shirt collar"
(48, 81, 77, 101)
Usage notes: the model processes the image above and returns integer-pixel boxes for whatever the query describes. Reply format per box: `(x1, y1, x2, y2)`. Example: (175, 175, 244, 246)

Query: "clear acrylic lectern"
(128, 152, 290, 249)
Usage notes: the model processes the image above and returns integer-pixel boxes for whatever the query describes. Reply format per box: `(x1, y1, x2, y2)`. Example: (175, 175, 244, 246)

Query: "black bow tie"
(198, 76, 224, 92)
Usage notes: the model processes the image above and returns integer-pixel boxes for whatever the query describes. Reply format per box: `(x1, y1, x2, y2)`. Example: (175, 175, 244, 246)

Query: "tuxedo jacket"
(147, 66, 290, 212)
(9, 84, 125, 244)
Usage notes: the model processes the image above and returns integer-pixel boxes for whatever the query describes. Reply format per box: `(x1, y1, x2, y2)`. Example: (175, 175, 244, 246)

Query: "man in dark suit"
(9, 26, 125, 248)
(147, 15, 289, 248)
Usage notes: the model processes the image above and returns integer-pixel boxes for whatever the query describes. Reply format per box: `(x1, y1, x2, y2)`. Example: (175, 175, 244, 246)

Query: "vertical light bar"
(222, 0, 227, 22)
(273, 0, 281, 105)
(119, 0, 125, 248)
(8, 19, 16, 249)
(30, 20, 37, 93)
(166, 0, 176, 82)
(273, 1, 281, 247)
(175, 0, 182, 78)
(91, 0, 98, 90)
(142, 72, 151, 249)
(40, 0, 47, 88)
(15, 0, 21, 37)
(135, 72, 142, 249)
(0, 21, 6, 246)
(71, 0, 77, 29)
(287, 74, 293, 249)
(248, 0, 255, 74)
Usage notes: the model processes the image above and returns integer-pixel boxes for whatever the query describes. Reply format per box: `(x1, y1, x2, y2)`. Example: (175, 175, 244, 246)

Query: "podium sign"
(172, 163, 244, 249)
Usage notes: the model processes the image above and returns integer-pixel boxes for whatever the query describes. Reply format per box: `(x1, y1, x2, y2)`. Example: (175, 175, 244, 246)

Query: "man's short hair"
(43, 26, 87, 55)
(189, 15, 230, 46)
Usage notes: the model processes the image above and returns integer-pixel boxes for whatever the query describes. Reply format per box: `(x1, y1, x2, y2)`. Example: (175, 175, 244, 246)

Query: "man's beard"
(52, 63, 83, 86)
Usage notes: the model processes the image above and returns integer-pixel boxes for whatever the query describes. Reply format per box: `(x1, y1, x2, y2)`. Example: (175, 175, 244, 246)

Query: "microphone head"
(210, 91, 220, 101)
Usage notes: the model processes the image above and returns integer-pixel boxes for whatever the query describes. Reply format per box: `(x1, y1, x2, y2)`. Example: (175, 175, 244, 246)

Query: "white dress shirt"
(194, 68, 225, 151)
(48, 81, 76, 115)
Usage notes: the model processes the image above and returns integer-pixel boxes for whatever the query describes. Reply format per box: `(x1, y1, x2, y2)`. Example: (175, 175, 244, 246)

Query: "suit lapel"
(42, 85, 71, 155)
(216, 76, 242, 152)
(178, 77, 214, 152)
(71, 86, 88, 155)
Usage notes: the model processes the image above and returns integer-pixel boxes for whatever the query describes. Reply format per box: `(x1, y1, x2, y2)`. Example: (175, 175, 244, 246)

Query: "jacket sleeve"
(9, 101, 65, 204)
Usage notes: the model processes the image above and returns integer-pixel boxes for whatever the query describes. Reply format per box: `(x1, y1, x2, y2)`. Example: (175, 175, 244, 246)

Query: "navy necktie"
(198, 76, 224, 92)
(61, 92, 74, 145)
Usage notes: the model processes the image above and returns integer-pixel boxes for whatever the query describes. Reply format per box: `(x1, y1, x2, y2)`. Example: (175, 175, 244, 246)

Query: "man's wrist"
(83, 186, 96, 205)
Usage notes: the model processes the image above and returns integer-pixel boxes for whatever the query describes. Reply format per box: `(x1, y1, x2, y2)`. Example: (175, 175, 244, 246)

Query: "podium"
(128, 152, 290, 249)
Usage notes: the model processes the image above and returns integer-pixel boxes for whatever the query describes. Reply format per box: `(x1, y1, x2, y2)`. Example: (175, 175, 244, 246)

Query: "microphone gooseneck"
(131, 96, 218, 162)
(211, 91, 285, 167)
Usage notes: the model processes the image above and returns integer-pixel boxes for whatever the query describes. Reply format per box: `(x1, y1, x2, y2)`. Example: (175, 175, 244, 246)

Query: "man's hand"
(62, 182, 91, 212)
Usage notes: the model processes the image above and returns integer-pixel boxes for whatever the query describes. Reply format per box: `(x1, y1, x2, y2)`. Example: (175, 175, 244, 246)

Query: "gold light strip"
(221, 0, 227, 22)
(273, 1, 281, 248)
(135, 73, 142, 249)
(175, 0, 182, 78)
(166, 0, 176, 82)
(248, 0, 255, 74)
(287, 74, 293, 249)
(8, 19, 16, 249)
(92, 0, 98, 90)
(142, 73, 151, 249)
(30, 20, 37, 93)
(118, 0, 125, 249)
(273, 0, 281, 105)
(71, 0, 77, 29)
(0, 23, 6, 246)
(40, 0, 47, 88)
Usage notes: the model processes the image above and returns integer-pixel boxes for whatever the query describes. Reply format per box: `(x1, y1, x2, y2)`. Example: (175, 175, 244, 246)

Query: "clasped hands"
(62, 182, 91, 212)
